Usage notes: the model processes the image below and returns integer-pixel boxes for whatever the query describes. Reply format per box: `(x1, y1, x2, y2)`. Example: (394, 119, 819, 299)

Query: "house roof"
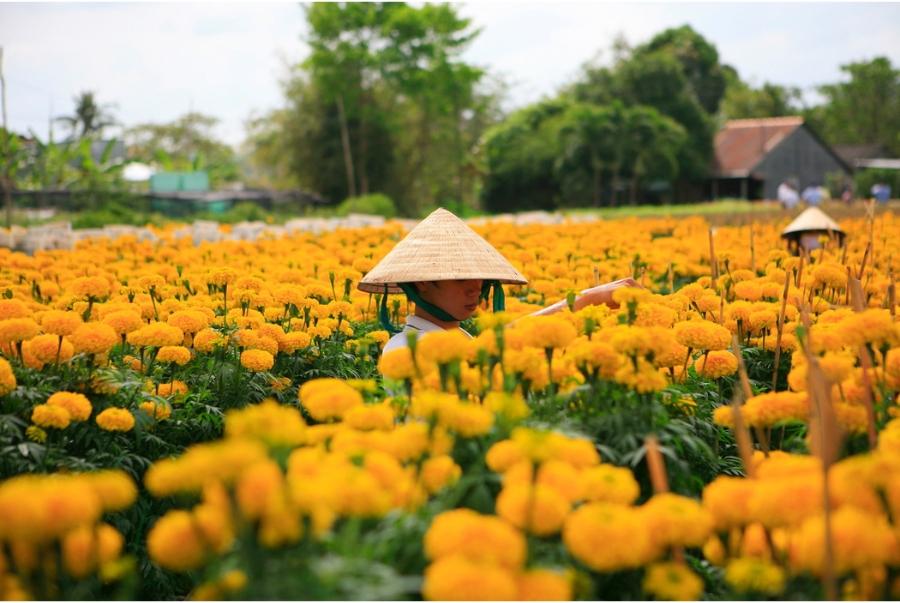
(713, 116, 804, 177)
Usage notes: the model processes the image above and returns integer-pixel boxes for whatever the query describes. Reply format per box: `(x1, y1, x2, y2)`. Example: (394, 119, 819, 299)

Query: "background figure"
(801, 184, 823, 206)
(777, 180, 800, 209)
(872, 182, 892, 203)
(841, 183, 853, 204)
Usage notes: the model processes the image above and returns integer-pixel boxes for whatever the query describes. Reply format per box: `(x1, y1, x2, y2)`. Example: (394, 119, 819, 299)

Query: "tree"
(55, 91, 118, 140)
(127, 112, 240, 186)
(814, 57, 900, 156)
(719, 74, 803, 120)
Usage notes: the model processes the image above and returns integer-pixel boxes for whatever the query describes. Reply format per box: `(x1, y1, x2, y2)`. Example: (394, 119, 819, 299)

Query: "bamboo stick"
(849, 275, 879, 448)
(644, 435, 669, 494)
(732, 335, 769, 453)
(709, 227, 719, 282)
(771, 275, 791, 392)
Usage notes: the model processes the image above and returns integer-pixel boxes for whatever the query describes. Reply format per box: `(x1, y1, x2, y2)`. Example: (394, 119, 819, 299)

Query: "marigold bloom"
(280, 330, 311, 353)
(140, 400, 173, 421)
(0, 357, 16, 396)
(95, 408, 135, 432)
(518, 315, 578, 350)
(0, 317, 41, 344)
(127, 322, 184, 348)
(420, 455, 462, 494)
(343, 403, 395, 431)
(0, 298, 30, 319)
(167, 310, 209, 334)
(102, 310, 143, 335)
(580, 463, 640, 505)
(299, 378, 363, 422)
(641, 493, 713, 550)
(724, 557, 785, 596)
(424, 508, 526, 569)
(496, 483, 570, 536)
(642, 562, 704, 601)
(240, 349, 274, 372)
(62, 523, 124, 579)
(41, 310, 83, 336)
(32, 403, 71, 429)
(235, 459, 284, 520)
(378, 347, 416, 381)
(47, 391, 92, 422)
(423, 555, 518, 601)
(674, 319, 732, 351)
(193, 328, 228, 353)
(157, 380, 189, 398)
(517, 568, 572, 601)
(483, 391, 530, 421)
(693, 350, 739, 379)
(69, 275, 112, 299)
(563, 502, 654, 571)
(417, 329, 474, 366)
(702, 475, 756, 530)
(26, 333, 75, 364)
(147, 510, 209, 572)
(790, 506, 896, 576)
(224, 399, 306, 447)
(153, 345, 191, 366)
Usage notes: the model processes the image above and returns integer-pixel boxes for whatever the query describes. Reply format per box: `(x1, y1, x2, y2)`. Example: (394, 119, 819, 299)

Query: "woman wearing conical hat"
(358, 208, 638, 354)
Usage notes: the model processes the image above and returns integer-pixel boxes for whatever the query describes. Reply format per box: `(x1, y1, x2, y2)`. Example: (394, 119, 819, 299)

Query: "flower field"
(1, 209, 899, 600)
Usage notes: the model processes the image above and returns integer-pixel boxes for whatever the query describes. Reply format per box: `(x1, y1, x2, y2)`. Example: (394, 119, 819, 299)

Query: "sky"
(1, 1, 899, 148)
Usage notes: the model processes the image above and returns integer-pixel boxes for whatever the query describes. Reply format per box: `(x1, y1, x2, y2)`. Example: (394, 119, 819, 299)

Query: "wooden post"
(771, 275, 791, 392)
(708, 227, 719, 282)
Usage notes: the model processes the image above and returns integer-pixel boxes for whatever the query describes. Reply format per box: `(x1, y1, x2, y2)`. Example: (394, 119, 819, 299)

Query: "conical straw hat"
(781, 207, 844, 237)
(358, 208, 528, 294)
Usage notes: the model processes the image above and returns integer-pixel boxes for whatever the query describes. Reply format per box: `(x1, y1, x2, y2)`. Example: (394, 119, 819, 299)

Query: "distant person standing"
(801, 184, 823, 206)
(841, 183, 853, 204)
(777, 180, 800, 209)
(872, 182, 891, 203)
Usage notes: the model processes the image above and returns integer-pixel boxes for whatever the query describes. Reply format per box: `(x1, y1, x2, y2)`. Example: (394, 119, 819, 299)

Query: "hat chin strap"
(378, 280, 507, 335)
(398, 283, 461, 322)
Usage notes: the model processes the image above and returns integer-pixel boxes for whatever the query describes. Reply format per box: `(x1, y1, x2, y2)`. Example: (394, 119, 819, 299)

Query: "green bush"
(335, 193, 397, 218)
(854, 167, 900, 200)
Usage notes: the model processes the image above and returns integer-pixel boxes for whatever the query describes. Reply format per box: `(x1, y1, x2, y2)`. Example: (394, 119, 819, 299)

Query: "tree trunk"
(358, 91, 369, 196)
(610, 165, 620, 207)
(592, 164, 602, 207)
(629, 176, 638, 206)
(336, 95, 357, 199)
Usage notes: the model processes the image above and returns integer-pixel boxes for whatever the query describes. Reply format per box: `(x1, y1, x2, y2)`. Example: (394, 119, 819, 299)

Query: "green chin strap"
(378, 280, 507, 335)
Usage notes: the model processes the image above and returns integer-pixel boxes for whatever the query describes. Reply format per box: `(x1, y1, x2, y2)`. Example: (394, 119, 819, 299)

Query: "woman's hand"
(576, 277, 641, 310)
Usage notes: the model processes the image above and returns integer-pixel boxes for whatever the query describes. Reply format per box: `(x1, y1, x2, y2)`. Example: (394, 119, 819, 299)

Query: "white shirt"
(382, 315, 473, 355)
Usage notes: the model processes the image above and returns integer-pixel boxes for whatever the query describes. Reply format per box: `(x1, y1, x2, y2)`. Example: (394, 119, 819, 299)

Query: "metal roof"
(713, 116, 804, 177)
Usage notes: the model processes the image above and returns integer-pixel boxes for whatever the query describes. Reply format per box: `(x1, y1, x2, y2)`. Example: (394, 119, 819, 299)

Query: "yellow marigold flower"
(833, 401, 868, 434)
(724, 557, 785, 596)
(193, 327, 228, 353)
(812, 262, 848, 290)
(0, 317, 41, 344)
(280, 330, 311, 353)
(127, 322, 184, 348)
(102, 310, 143, 335)
(240, 349, 274, 372)
(26, 425, 46, 443)
(702, 475, 755, 530)
(693, 350, 738, 379)
(0, 298, 29, 319)
(32, 403, 71, 429)
(565, 339, 621, 378)
(420, 455, 462, 494)
(732, 280, 764, 302)
(157, 380, 189, 398)
(26, 333, 74, 364)
(580, 463, 640, 505)
(69, 275, 112, 299)
(69, 322, 119, 355)
(41, 310, 83, 336)
(208, 267, 238, 287)
(235, 459, 284, 520)
(614, 357, 668, 393)
(747, 473, 823, 528)
(167, 310, 208, 334)
(140, 400, 172, 421)
(0, 357, 16, 396)
(343, 403, 395, 431)
(742, 391, 809, 428)
(486, 439, 527, 473)
(790, 506, 895, 576)
(147, 510, 209, 572)
(423, 555, 518, 601)
(483, 391, 530, 421)
(516, 568, 572, 601)
(84, 469, 138, 511)
(441, 401, 494, 437)
(378, 347, 416, 381)
(224, 399, 306, 447)
(674, 319, 732, 351)
(641, 493, 713, 550)
(145, 439, 269, 496)
(424, 508, 526, 569)
(154, 345, 191, 367)
(62, 523, 124, 579)
(95, 408, 135, 432)
(563, 502, 654, 572)
(496, 483, 570, 536)
(840, 309, 897, 348)
(299, 378, 363, 422)
(536, 459, 582, 502)
(642, 562, 704, 601)
(518, 315, 578, 350)
(47, 391, 92, 422)
(416, 329, 471, 366)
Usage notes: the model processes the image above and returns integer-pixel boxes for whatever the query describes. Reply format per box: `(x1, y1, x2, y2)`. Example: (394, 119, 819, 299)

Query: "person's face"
(416, 279, 484, 321)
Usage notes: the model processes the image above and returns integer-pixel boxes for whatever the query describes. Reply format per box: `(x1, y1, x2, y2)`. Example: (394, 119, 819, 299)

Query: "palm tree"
(55, 91, 118, 140)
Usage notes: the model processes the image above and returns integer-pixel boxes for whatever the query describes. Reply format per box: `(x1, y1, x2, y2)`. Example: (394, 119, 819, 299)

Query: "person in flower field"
(358, 208, 639, 355)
